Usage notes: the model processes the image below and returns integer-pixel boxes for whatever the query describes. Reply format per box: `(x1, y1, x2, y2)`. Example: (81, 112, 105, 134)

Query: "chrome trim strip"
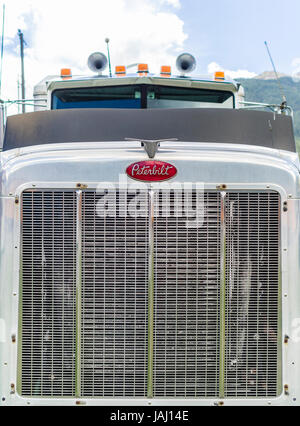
(147, 189, 155, 398)
(219, 191, 226, 399)
(17, 193, 24, 395)
(277, 194, 283, 396)
(76, 190, 83, 398)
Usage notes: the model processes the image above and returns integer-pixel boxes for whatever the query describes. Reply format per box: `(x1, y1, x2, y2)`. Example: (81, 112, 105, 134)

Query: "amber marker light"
(115, 65, 126, 76)
(60, 68, 72, 79)
(160, 65, 171, 77)
(137, 64, 149, 76)
(215, 71, 225, 81)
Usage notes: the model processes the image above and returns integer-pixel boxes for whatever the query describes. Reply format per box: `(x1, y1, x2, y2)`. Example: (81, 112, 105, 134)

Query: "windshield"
(146, 85, 234, 108)
(52, 84, 235, 110)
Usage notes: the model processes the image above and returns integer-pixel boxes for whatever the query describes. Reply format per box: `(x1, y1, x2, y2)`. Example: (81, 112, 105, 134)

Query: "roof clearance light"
(61, 68, 72, 79)
(215, 71, 225, 81)
(137, 64, 149, 76)
(115, 65, 126, 77)
(161, 65, 171, 77)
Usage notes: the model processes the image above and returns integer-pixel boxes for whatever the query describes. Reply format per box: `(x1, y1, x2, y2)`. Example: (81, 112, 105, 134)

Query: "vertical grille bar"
(75, 190, 83, 397)
(21, 191, 76, 397)
(147, 190, 155, 398)
(219, 192, 226, 399)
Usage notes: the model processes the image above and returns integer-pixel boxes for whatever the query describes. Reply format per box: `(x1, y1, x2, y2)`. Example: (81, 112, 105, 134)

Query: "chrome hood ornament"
(125, 138, 178, 159)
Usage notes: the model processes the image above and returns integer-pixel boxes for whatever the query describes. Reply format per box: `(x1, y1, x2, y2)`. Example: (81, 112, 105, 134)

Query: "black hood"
(3, 108, 296, 152)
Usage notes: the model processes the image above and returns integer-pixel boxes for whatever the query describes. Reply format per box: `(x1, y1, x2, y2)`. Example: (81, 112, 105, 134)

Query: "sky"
(0, 0, 299, 114)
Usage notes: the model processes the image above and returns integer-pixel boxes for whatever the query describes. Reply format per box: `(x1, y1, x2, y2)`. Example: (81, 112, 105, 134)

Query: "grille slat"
(20, 189, 280, 399)
(224, 192, 280, 397)
(21, 191, 76, 397)
(153, 191, 220, 398)
(81, 191, 148, 397)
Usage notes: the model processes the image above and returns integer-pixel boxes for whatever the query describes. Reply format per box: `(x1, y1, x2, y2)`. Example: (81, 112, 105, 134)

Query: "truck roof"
(36, 74, 240, 94)
(3, 108, 296, 152)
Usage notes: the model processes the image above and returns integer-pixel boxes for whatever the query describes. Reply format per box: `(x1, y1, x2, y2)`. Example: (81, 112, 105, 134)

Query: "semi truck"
(0, 52, 299, 406)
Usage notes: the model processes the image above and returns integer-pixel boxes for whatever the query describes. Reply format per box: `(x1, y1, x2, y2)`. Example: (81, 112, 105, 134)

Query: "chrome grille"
(153, 191, 220, 397)
(20, 189, 280, 399)
(81, 190, 148, 397)
(21, 191, 76, 397)
(224, 192, 280, 397)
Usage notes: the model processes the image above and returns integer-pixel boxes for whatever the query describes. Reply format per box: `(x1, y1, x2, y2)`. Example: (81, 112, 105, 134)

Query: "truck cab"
(33, 53, 244, 112)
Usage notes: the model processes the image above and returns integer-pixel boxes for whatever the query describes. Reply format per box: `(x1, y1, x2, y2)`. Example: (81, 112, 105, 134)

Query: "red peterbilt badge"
(126, 161, 177, 182)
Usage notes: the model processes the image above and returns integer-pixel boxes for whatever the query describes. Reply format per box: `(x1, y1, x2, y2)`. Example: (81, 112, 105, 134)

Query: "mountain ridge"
(250, 71, 300, 80)
(237, 76, 300, 142)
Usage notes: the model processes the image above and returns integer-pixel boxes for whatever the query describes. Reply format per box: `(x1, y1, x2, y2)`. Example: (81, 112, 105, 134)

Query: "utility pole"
(17, 76, 20, 114)
(18, 29, 26, 113)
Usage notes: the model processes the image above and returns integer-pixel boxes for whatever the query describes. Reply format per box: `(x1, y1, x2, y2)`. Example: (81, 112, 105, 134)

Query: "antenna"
(264, 41, 287, 110)
(18, 29, 26, 113)
(0, 4, 5, 99)
(105, 38, 112, 78)
(127, 63, 139, 69)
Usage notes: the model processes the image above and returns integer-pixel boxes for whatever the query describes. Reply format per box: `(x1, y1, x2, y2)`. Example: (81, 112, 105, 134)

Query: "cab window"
(52, 84, 234, 110)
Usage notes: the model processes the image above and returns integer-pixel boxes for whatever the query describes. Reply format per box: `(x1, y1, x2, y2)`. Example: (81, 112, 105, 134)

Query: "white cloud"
(207, 61, 257, 80)
(160, 0, 181, 8)
(0, 0, 187, 114)
(291, 57, 300, 75)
